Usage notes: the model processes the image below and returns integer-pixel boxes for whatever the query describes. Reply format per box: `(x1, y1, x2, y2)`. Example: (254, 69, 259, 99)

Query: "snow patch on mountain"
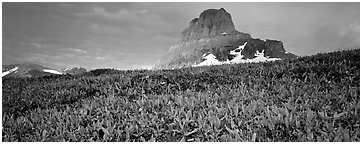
(43, 69, 63, 74)
(227, 49, 280, 64)
(193, 53, 223, 67)
(228, 42, 247, 63)
(192, 42, 281, 67)
(1, 67, 18, 77)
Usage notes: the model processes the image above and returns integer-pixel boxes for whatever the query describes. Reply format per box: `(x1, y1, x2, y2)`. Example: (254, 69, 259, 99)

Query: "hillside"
(2, 49, 359, 142)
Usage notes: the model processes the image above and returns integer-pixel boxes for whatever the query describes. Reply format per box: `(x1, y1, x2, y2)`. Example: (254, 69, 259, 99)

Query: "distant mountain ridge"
(61, 67, 87, 75)
(2, 63, 87, 78)
(2, 63, 63, 78)
(155, 8, 297, 69)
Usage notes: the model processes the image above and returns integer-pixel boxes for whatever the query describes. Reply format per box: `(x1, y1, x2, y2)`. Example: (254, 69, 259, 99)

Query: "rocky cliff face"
(155, 8, 297, 69)
(265, 40, 286, 58)
(181, 8, 247, 42)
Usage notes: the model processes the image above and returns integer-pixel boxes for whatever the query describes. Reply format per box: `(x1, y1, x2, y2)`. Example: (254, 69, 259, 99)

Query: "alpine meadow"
(2, 3, 360, 142)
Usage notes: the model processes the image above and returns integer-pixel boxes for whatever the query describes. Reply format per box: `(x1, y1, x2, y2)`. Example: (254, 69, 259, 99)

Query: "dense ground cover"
(2, 49, 360, 142)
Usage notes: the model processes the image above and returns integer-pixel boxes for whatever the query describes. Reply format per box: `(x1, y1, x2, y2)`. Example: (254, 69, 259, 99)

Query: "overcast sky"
(2, 2, 360, 70)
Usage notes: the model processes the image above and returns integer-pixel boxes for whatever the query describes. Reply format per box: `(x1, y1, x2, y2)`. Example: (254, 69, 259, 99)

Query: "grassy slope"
(2, 49, 360, 142)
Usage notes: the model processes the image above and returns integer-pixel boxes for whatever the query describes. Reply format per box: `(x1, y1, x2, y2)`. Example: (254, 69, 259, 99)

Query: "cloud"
(74, 4, 172, 33)
(66, 47, 88, 54)
(87, 23, 127, 35)
(19, 53, 63, 65)
(93, 7, 147, 18)
(30, 42, 44, 49)
(29, 53, 62, 60)
(75, 6, 150, 21)
(95, 56, 107, 61)
(17, 42, 50, 49)
(339, 23, 360, 44)
(63, 53, 75, 58)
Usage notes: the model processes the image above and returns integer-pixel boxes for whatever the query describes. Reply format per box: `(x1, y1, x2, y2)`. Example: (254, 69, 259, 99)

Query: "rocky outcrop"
(265, 40, 286, 58)
(181, 8, 248, 42)
(241, 39, 266, 59)
(62, 67, 87, 75)
(240, 39, 289, 59)
(155, 8, 297, 69)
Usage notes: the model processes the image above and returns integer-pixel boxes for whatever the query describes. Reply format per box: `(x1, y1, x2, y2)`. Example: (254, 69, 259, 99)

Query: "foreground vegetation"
(2, 49, 360, 142)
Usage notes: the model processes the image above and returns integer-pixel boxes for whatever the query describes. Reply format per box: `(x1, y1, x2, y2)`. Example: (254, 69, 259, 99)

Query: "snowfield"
(193, 53, 223, 67)
(1, 67, 19, 77)
(193, 42, 281, 67)
(43, 69, 63, 74)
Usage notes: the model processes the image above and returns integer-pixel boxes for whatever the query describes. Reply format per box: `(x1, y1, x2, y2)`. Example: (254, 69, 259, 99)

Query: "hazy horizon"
(2, 2, 360, 70)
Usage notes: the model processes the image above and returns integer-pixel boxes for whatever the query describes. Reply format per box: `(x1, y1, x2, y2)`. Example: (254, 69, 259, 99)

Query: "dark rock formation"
(241, 39, 290, 59)
(181, 8, 247, 42)
(155, 8, 297, 69)
(242, 39, 266, 59)
(265, 39, 286, 58)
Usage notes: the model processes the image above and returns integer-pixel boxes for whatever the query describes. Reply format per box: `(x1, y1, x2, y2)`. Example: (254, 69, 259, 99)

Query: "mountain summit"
(182, 8, 247, 42)
(155, 8, 297, 69)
